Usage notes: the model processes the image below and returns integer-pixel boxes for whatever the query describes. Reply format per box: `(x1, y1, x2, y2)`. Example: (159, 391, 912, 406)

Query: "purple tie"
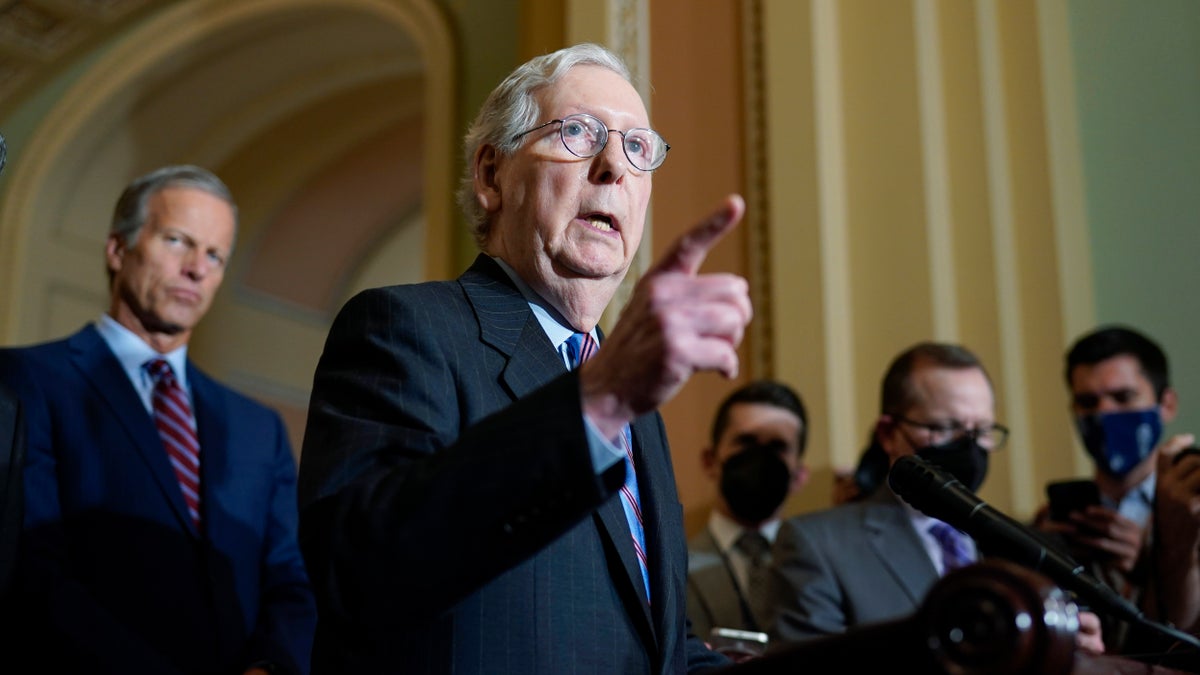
(566, 333, 651, 600)
(146, 359, 202, 530)
(928, 521, 971, 573)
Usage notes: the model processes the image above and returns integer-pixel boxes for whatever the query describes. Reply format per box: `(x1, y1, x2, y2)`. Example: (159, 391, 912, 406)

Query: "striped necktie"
(565, 333, 651, 601)
(146, 359, 202, 530)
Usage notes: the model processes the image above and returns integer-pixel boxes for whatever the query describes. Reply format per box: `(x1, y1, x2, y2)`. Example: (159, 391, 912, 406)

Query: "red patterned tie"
(146, 359, 202, 529)
(566, 333, 651, 600)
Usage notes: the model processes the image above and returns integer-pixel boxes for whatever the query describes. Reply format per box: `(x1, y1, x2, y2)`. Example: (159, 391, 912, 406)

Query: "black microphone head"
(887, 454, 982, 529)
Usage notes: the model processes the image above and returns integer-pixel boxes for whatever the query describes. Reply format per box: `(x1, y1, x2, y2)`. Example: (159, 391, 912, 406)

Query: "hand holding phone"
(1046, 479, 1101, 522)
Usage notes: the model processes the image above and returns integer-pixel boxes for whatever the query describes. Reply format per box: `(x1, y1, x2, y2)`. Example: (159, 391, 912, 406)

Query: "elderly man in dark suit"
(298, 43, 751, 673)
(0, 165, 316, 674)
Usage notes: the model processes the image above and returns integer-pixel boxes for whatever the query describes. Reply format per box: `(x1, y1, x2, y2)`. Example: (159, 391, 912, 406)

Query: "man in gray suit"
(761, 342, 1006, 642)
(686, 380, 809, 640)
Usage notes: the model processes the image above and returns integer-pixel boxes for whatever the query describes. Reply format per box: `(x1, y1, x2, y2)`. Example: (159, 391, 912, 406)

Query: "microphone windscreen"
(887, 454, 978, 524)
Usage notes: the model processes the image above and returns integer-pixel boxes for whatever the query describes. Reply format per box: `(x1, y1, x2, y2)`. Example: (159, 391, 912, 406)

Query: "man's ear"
(1160, 387, 1180, 424)
(700, 446, 721, 481)
(876, 416, 901, 462)
(790, 463, 810, 493)
(105, 234, 125, 276)
(473, 144, 502, 214)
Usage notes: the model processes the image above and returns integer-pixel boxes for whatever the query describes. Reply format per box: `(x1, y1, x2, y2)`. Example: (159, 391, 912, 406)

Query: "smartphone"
(708, 627, 769, 659)
(1046, 479, 1101, 522)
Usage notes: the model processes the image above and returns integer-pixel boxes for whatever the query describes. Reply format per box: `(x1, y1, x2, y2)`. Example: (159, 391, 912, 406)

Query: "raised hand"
(1152, 433, 1200, 632)
(581, 195, 752, 439)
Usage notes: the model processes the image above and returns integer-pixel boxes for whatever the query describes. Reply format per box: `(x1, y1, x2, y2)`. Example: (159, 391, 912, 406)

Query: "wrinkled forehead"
(537, 65, 650, 128)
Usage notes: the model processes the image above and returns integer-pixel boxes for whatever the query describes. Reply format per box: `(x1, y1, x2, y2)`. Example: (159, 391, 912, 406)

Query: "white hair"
(455, 43, 633, 247)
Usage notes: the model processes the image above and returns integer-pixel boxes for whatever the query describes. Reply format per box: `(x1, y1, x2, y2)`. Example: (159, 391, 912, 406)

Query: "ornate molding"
(741, 0, 771, 378)
(0, 0, 155, 116)
(598, 0, 650, 332)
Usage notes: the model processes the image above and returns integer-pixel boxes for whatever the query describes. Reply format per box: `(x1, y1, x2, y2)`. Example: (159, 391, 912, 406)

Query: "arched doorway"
(0, 0, 456, 451)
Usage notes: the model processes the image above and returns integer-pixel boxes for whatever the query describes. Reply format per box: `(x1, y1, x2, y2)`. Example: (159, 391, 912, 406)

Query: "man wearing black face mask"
(686, 380, 809, 641)
(762, 343, 1018, 644)
(1036, 326, 1197, 651)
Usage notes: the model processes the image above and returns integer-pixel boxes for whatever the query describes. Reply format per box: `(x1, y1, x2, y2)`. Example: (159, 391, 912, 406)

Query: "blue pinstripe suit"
(298, 255, 725, 674)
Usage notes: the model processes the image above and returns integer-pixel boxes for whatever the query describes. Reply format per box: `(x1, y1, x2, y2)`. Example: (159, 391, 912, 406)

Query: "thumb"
(649, 194, 745, 277)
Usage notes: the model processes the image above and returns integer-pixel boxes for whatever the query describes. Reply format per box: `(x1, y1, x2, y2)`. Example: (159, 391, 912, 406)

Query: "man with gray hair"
(299, 43, 750, 673)
(0, 165, 316, 674)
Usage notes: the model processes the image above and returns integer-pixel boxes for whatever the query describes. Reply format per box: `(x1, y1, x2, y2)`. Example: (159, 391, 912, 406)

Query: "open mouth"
(582, 213, 616, 233)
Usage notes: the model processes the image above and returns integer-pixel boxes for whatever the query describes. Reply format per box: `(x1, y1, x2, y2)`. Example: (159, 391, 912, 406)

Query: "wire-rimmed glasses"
(895, 416, 1010, 451)
(511, 112, 670, 172)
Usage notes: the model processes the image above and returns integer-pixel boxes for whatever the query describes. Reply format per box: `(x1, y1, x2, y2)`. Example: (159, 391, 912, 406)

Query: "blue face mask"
(1075, 408, 1163, 478)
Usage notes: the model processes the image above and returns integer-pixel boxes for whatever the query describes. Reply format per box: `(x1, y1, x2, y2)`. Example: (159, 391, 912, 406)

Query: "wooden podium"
(716, 561, 1196, 675)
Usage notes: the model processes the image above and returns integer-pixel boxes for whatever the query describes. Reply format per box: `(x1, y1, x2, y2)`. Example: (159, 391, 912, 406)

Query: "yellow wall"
(3, 0, 1194, 536)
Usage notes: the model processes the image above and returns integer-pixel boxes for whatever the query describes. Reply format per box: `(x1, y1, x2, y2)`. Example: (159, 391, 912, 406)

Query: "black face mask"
(914, 436, 989, 493)
(720, 443, 792, 524)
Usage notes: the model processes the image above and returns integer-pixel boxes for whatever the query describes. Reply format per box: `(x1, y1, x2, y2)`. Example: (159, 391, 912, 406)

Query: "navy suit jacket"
(0, 383, 22, 604)
(0, 326, 316, 674)
(299, 255, 726, 674)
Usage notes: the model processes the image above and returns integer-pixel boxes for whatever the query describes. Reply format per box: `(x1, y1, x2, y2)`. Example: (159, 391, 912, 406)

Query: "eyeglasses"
(511, 112, 670, 172)
(895, 416, 1010, 451)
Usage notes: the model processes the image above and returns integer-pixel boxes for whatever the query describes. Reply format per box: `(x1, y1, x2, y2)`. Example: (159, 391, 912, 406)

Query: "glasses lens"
(560, 115, 606, 158)
(987, 427, 1008, 450)
(623, 129, 666, 171)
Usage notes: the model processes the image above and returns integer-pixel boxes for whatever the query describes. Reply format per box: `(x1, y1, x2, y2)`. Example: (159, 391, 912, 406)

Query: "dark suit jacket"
(298, 254, 726, 674)
(762, 489, 940, 643)
(0, 326, 316, 674)
(0, 383, 23, 604)
(686, 527, 759, 638)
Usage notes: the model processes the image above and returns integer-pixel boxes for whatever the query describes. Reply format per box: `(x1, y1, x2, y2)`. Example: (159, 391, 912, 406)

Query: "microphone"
(888, 454, 1200, 653)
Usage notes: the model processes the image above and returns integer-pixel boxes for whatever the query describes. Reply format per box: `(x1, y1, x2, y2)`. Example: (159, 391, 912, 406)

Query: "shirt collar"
(95, 314, 190, 391)
(1107, 472, 1156, 527)
(708, 509, 781, 554)
(491, 256, 597, 351)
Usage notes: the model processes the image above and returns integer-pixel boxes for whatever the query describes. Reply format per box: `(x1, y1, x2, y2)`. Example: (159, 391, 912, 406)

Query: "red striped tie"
(566, 333, 651, 600)
(146, 359, 202, 530)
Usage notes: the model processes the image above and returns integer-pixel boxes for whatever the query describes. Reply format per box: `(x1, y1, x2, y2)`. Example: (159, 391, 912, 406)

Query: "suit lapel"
(188, 365, 226, 540)
(460, 255, 660, 653)
(68, 327, 198, 535)
(690, 530, 753, 631)
(592, 420, 656, 626)
(460, 256, 563, 400)
(863, 490, 938, 603)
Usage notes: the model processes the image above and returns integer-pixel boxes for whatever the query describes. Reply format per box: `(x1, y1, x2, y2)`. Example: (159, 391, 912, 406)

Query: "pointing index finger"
(651, 194, 745, 276)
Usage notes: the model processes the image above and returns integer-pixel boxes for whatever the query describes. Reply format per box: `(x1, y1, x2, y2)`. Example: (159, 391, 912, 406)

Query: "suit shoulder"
(0, 334, 74, 361)
(783, 502, 871, 538)
(687, 529, 723, 571)
(0, 336, 76, 381)
(342, 280, 464, 312)
(329, 281, 472, 339)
